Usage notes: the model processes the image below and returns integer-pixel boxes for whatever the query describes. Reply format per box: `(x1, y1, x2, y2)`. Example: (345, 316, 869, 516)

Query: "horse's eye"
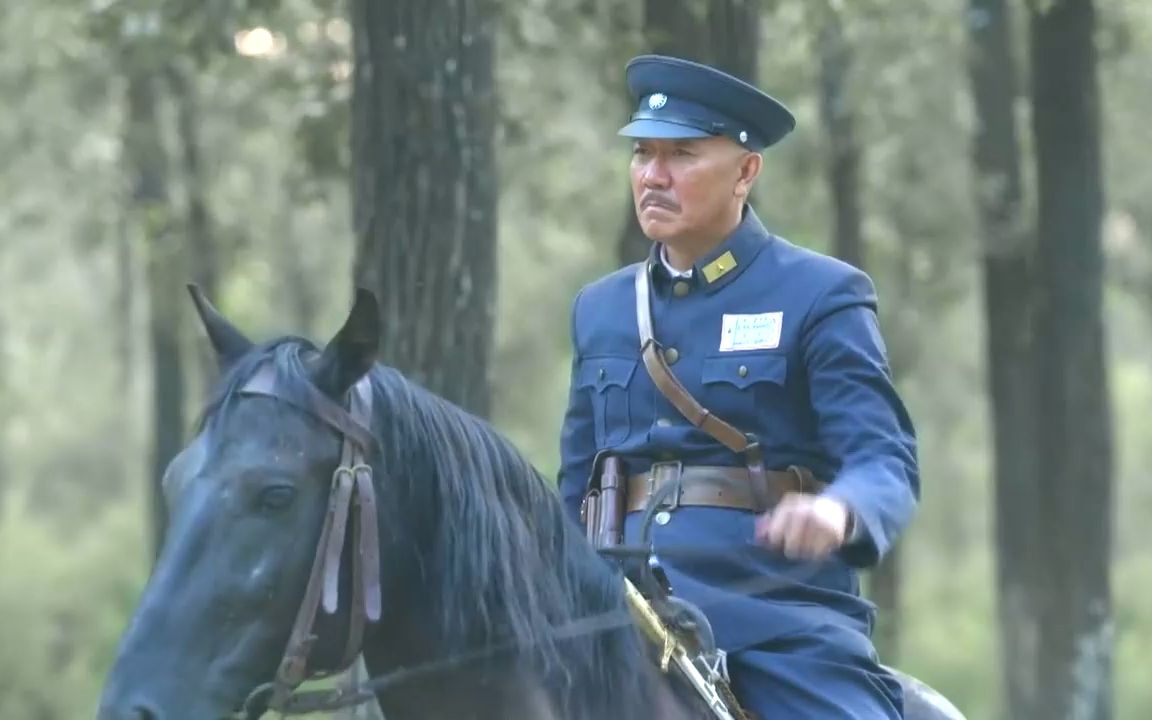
(257, 485, 297, 512)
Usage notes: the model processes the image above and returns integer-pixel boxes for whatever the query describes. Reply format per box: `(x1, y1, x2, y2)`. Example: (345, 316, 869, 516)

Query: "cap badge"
(648, 93, 668, 110)
(739, 131, 748, 143)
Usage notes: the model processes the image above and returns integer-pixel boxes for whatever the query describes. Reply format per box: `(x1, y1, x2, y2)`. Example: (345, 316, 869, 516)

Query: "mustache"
(640, 193, 679, 211)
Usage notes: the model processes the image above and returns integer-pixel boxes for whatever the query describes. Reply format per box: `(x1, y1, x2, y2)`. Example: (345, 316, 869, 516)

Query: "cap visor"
(617, 118, 713, 140)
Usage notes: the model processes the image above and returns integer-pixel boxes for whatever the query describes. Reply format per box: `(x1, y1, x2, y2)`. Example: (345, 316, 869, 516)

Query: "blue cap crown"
(618, 55, 796, 151)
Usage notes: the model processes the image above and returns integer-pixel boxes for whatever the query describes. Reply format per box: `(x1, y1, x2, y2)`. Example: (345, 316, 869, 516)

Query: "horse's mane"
(198, 337, 668, 719)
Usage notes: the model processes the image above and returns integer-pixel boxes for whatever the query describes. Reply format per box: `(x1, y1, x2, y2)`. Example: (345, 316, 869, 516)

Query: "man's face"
(629, 136, 756, 243)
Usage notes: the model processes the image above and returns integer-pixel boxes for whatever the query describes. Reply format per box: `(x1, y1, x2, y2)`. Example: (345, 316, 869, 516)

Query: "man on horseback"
(558, 55, 919, 718)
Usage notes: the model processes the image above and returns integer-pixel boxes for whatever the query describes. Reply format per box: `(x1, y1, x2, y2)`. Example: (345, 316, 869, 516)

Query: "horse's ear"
(187, 284, 254, 368)
(310, 287, 380, 398)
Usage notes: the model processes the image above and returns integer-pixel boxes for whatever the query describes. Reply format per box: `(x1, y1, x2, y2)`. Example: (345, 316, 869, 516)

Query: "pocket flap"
(702, 353, 787, 390)
(578, 356, 639, 393)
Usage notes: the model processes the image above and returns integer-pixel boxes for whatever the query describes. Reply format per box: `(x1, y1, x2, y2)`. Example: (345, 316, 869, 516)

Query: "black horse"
(97, 288, 964, 720)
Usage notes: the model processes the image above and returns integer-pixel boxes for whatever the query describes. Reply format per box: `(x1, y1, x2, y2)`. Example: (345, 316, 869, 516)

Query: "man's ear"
(734, 152, 763, 200)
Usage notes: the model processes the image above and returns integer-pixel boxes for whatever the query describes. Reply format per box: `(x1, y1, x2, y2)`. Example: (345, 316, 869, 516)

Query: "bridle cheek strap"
(235, 366, 382, 714)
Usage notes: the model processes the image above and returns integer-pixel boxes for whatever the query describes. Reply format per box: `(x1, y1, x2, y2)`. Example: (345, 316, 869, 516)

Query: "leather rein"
(233, 365, 383, 718)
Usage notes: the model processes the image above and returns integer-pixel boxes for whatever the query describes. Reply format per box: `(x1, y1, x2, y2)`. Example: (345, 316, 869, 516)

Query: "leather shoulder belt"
(633, 261, 821, 511)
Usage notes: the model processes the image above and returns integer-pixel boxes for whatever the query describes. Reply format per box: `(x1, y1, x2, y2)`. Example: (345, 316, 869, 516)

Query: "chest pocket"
(577, 356, 638, 447)
(702, 353, 787, 387)
(701, 353, 788, 421)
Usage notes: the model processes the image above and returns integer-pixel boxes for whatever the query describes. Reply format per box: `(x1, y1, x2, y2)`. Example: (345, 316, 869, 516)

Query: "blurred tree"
(349, 0, 499, 417)
(91, 0, 237, 557)
(120, 42, 184, 560)
(816, 2, 863, 271)
(616, 0, 763, 266)
(277, 171, 322, 334)
(964, 0, 1039, 716)
(813, 0, 908, 663)
(1027, 0, 1113, 718)
(168, 61, 218, 389)
(0, 314, 5, 516)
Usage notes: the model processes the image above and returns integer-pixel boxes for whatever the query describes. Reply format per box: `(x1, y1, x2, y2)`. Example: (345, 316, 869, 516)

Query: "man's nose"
(641, 156, 672, 188)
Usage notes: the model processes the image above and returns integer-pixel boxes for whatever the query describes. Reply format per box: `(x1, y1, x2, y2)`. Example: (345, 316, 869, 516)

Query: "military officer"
(557, 55, 919, 718)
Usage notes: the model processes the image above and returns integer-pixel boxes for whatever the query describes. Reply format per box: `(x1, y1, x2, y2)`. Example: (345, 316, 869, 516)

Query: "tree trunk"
(115, 211, 136, 397)
(816, 3, 863, 271)
(815, 0, 903, 662)
(0, 315, 5, 516)
(168, 62, 218, 392)
(617, 0, 762, 266)
(349, 0, 498, 418)
(124, 65, 184, 560)
(1028, 1, 1113, 718)
(965, 1, 1040, 716)
(278, 181, 320, 337)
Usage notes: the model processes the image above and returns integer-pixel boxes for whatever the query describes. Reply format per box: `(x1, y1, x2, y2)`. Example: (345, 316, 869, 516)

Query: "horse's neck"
(361, 627, 557, 720)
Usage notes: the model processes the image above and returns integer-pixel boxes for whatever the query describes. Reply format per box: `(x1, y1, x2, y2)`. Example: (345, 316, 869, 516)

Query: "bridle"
(233, 364, 383, 718)
(215, 365, 813, 718)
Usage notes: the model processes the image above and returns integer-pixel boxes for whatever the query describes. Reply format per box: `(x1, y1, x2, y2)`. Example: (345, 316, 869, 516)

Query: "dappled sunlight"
(234, 27, 286, 58)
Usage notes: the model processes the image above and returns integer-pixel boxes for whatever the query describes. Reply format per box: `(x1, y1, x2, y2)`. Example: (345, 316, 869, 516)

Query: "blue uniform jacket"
(557, 205, 919, 652)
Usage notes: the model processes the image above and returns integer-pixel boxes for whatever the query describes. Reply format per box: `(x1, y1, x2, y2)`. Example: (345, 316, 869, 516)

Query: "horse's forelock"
(196, 338, 319, 440)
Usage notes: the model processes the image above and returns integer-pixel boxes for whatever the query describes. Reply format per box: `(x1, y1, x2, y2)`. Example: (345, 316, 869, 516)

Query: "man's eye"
(257, 486, 296, 512)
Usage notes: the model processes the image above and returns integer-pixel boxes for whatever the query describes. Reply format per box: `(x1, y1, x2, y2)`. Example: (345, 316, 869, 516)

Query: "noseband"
(235, 364, 382, 717)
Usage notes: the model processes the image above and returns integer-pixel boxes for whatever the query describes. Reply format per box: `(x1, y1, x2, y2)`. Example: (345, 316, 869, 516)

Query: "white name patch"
(718, 312, 783, 352)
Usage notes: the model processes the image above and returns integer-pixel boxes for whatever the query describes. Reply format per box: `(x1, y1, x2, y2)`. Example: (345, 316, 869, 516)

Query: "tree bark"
(349, 0, 498, 418)
(965, 1, 1041, 716)
(123, 65, 184, 561)
(1028, 1, 1113, 718)
(617, 0, 762, 266)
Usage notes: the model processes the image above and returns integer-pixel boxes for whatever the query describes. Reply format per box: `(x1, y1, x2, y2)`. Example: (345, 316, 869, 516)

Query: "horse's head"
(97, 287, 381, 720)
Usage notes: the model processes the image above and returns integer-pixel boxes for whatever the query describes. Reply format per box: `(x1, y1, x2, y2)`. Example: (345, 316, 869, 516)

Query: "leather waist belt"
(625, 464, 825, 514)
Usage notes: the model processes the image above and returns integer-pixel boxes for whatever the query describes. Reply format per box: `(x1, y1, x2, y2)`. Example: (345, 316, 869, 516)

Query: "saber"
(622, 578, 750, 720)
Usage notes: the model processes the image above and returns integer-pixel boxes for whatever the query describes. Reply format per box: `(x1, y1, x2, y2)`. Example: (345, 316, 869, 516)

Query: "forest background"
(0, 1, 1148, 719)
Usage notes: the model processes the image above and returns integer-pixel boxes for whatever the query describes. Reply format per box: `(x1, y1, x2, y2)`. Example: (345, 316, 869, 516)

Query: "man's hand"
(754, 493, 850, 560)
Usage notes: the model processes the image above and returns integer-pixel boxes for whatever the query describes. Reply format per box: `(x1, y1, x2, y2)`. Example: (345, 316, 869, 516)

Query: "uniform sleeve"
(557, 288, 596, 526)
(802, 269, 919, 567)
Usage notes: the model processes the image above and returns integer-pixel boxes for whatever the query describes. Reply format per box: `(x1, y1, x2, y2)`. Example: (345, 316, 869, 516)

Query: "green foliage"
(1, 0, 1151, 717)
(0, 490, 148, 718)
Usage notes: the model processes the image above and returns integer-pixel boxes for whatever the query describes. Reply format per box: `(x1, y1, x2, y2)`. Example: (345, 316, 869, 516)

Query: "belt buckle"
(647, 460, 683, 511)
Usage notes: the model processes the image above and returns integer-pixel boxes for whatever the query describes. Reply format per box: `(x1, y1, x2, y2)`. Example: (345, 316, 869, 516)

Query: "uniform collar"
(658, 244, 694, 279)
(648, 204, 772, 294)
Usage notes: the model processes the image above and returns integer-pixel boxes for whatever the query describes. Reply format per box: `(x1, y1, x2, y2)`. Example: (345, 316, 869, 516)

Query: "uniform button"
(598, 367, 605, 380)
(655, 418, 673, 428)
(663, 347, 679, 364)
(654, 511, 672, 526)
(738, 365, 749, 378)
(672, 281, 691, 298)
